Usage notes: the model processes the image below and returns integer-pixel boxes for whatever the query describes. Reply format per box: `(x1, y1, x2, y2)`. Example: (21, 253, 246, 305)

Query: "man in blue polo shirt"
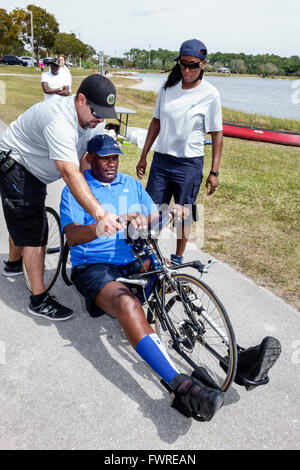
(60, 134, 229, 421)
(60, 135, 281, 420)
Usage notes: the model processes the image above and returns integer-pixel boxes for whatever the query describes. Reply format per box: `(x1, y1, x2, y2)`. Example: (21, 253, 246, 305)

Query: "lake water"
(132, 73, 300, 122)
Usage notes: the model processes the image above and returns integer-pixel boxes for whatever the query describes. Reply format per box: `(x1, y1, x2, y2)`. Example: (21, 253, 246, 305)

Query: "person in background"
(137, 39, 223, 265)
(58, 54, 72, 93)
(41, 58, 70, 100)
(40, 60, 44, 73)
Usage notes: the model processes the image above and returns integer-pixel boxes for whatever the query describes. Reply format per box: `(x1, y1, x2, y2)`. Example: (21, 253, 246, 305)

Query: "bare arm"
(64, 222, 97, 246)
(41, 82, 63, 96)
(65, 211, 160, 247)
(57, 85, 70, 96)
(55, 161, 121, 235)
(205, 130, 223, 196)
(136, 117, 160, 179)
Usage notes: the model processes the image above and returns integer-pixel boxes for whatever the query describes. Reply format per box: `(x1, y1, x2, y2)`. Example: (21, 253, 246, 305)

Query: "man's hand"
(96, 211, 122, 237)
(136, 157, 147, 180)
(169, 204, 190, 222)
(118, 212, 148, 230)
(205, 174, 218, 196)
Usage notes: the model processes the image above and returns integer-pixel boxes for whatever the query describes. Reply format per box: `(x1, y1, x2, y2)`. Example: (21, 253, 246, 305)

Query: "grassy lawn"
(0, 73, 299, 309)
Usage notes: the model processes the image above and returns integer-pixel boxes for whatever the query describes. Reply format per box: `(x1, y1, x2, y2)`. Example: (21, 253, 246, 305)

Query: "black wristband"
(210, 170, 219, 177)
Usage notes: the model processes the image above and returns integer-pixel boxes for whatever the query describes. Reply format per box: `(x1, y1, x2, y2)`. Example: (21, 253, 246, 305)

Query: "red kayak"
(223, 122, 300, 147)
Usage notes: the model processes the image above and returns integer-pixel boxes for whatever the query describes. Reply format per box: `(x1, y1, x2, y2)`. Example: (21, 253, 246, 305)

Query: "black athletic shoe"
(220, 336, 281, 390)
(27, 293, 73, 322)
(170, 373, 225, 421)
(3, 260, 23, 277)
(238, 336, 281, 390)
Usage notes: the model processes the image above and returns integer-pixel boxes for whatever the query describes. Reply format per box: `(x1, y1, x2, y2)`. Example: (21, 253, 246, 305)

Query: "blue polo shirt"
(60, 170, 157, 268)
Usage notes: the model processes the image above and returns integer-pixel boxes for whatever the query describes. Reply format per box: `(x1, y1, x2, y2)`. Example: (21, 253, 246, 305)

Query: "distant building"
(217, 67, 231, 74)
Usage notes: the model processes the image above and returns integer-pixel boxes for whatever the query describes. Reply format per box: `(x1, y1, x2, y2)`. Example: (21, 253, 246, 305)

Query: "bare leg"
(8, 236, 22, 262)
(95, 282, 153, 347)
(176, 223, 192, 258)
(22, 246, 46, 295)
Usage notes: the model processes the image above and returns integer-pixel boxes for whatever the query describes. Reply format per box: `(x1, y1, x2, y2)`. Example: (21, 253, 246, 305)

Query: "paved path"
(0, 124, 299, 450)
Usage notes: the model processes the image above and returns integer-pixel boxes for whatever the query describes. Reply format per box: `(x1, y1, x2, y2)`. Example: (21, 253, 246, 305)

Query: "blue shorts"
(71, 260, 143, 317)
(146, 152, 204, 223)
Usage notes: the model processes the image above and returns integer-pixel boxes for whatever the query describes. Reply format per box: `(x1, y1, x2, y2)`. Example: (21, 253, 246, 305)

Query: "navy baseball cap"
(174, 39, 207, 61)
(87, 134, 124, 157)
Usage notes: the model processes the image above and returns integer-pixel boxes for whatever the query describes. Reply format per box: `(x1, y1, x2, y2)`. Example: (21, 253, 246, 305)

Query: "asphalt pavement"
(0, 120, 299, 450)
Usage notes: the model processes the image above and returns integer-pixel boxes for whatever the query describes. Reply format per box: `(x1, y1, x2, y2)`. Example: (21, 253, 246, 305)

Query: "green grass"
(0, 73, 299, 309)
(0, 64, 94, 76)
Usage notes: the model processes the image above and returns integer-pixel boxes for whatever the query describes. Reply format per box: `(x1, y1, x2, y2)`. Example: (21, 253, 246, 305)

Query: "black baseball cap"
(48, 57, 60, 66)
(77, 74, 117, 119)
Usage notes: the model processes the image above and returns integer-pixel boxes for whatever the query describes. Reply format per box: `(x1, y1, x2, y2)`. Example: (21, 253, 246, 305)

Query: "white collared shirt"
(0, 95, 105, 183)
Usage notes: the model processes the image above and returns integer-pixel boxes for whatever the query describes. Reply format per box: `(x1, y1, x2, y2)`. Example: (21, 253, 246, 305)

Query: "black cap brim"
(90, 100, 117, 119)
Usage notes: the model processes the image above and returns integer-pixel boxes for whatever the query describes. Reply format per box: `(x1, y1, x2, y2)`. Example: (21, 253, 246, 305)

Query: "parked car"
(20, 56, 38, 67)
(1, 56, 28, 66)
(42, 58, 57, 66)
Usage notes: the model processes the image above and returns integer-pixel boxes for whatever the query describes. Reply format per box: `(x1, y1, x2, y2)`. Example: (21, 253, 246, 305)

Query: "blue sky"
(2, 0, 299, 58)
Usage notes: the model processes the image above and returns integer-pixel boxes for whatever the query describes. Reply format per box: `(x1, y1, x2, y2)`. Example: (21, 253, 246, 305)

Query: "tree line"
(0, 5, 96, 65)
(115, 48, 300, 77)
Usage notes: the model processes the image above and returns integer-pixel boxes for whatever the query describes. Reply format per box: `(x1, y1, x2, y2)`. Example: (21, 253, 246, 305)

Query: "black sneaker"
(220, 336, 281, 390)
(3, 259, 23, 277)
(170, 373, 225, 421)
(27, 293, 73, 322)
(237, 336, 281, 390)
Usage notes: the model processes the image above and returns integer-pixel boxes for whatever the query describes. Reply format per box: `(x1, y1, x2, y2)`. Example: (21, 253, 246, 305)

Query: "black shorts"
(71, 260, 143, 318)
(146, 152, 204, 224)
(0, 161, 48, 247)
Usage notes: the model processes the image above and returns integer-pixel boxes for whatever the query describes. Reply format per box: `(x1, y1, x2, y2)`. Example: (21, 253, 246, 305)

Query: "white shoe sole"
(27, 306, 73, 322)
(3, 269, 23, 277)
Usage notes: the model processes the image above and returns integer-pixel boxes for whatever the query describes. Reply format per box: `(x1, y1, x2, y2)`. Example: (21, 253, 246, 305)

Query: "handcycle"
(23, 207, 269, 394)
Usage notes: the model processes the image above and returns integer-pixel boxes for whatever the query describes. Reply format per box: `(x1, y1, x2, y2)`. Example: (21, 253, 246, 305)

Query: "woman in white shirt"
(58, 54, 72, 92)
(136, 39, 223, 264)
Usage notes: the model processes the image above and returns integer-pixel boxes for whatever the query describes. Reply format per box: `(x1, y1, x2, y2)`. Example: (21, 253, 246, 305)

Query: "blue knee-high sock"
(135, 333, 179, 384)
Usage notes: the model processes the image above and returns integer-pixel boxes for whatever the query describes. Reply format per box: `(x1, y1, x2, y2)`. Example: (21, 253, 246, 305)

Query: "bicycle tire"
(61, 242, 73, 286)
(155, 273, 237, 392)
(23, 207, 64, 293)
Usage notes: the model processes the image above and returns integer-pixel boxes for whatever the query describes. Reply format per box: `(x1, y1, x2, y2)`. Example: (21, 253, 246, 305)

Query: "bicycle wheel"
(155, 274, 237, 392)
(61, 242, 73, 286)
(23, 207, 64, 292)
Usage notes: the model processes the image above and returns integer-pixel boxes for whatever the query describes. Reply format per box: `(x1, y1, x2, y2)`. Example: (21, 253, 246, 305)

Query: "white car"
(20, 56, 38, 67)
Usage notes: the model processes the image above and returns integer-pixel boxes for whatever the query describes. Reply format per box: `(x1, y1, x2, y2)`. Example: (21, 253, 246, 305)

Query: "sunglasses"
(179, 59, 202, 70)
(87, 101, 101, 119)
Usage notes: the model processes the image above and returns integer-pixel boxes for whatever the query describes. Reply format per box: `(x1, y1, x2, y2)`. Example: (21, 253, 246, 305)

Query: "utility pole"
(149, 44, 151, 68)
(30, 10, 34, 67)
(99, 51, 104, 74)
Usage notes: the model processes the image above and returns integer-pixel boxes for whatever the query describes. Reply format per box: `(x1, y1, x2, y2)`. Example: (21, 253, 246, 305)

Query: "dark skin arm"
(64, 211, 160, 247)
(205, 130, 223, 195)
(41, 82, 70, 96)
(136, 117, 160, 179)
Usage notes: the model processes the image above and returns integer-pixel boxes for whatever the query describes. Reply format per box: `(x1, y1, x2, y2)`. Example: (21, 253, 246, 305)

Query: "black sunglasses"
(178, 59, 202, 70)
(87, 101, 101, 119)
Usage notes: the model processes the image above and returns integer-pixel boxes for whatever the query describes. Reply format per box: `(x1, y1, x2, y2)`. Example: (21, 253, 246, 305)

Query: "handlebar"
(125, 211, 174, 242)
